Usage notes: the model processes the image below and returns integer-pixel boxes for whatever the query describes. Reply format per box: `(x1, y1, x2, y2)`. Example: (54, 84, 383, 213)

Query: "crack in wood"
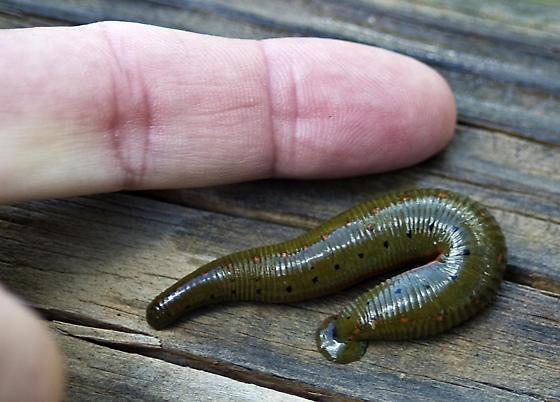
(35, 306, 150, 336)
(38, 307, 362, 400)
(63, 332, 359, 402)
(54, 320, 162, 348)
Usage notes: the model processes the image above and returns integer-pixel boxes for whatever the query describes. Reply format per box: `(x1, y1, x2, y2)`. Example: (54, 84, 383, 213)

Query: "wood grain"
(1, 194, 558, 401)
(53, 322, 310, 402)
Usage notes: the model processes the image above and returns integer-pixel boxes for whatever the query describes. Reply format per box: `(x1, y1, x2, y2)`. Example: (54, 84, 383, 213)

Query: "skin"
(0, 21, 456, 400)
(0, 287, 64, 402)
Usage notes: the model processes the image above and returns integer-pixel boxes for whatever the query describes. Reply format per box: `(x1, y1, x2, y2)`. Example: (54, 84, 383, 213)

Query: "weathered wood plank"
(1, 194, 558, 401)
(1, 0, 559, 143)
(52, 322, 310, 402)
(156, 124, 560, 215)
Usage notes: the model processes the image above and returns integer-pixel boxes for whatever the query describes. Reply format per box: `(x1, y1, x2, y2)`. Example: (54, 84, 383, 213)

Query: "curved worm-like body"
(147, 189, 506, 363)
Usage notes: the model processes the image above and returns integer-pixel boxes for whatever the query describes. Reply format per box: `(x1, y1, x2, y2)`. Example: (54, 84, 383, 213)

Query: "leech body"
(147, 189, 506, 363)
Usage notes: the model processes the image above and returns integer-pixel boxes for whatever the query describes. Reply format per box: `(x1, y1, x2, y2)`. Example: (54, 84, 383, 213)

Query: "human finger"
(0, 22, 455, 204)
(0, 286, 64, 402)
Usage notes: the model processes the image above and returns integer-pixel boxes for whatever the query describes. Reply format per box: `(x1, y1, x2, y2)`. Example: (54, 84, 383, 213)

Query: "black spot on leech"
(358, 253, 364, 258)
(256, 289, 261, 295)
(463, 249, 471, 256)
(452, 225, 460, 232)
(312, 276, 318, 284)
(450, 274, 458, 280)
(255, 278, 259, 282)
(406, 230, 412, 238)
(384, 240, 389, 248)
(231, 290, 236, 295)
(286, 285, 292, 293)
(310, 266, 315, 270)
(346, 315, 352, 320)
(428, 222, 435, 232)
(334, 264, 341, 270)
(210, 294, 215, 299)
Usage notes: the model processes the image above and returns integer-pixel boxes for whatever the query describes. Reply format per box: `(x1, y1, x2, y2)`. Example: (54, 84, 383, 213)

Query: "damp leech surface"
(146, 188, 507, 363)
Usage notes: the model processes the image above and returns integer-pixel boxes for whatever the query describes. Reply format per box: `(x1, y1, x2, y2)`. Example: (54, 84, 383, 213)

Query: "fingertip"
(261, 38, 456, 178)
(388, 56, 457, 169)
(0, 286, 64, 402)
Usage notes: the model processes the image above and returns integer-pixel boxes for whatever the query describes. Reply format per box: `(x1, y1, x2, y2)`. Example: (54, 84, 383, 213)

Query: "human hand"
(0, 21, 455, 401)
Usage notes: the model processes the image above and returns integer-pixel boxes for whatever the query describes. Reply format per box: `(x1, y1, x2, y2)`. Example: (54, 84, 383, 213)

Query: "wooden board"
(52, 321, 310, 402)
(1, 194, 559, 401)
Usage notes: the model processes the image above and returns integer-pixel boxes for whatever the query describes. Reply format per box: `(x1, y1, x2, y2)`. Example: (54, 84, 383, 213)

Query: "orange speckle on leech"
(321, 234, 329, 241)
(353, 328, 361, 335)
(435, 315, 444, 321)
(437, 191, 448, 199)
(473, 299, 480, 305)
(399, 317, 409, 324)
(252, 255, 261, 263)
(281, 252, 288, 258)
(367, 223, 374, 231)
(371, 207, 380, 215)
(402, 196, 411, 201)
(497, 254, 503, 263)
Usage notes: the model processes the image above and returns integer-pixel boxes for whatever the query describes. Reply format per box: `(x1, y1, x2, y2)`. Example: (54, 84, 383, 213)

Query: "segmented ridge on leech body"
(146, 188, 506, 352)
(328, 189, 506, 345)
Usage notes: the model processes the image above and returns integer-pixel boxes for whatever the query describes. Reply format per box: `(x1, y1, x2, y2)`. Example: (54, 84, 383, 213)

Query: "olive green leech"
(147, 189, 506, 363)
